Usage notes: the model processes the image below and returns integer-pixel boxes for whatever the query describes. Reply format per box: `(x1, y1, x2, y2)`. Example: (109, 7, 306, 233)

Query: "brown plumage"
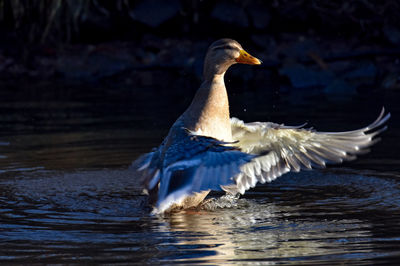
(131, 39, 389, 214)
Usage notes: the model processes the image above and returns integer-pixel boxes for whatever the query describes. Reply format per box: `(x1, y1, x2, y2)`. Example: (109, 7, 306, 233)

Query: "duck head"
(203, 38, 261, 81)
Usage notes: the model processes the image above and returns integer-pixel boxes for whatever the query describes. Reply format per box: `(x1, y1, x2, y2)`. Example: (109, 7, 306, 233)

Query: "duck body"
(132, 39, 390, 214)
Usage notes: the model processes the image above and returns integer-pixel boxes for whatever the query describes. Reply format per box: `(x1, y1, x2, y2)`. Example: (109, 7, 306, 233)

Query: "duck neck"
(183, 73, 232, 141)
(203, 59, 232, 82)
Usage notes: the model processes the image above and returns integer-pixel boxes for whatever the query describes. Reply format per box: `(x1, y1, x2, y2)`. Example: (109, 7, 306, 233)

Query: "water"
(0, 83, 399, 264)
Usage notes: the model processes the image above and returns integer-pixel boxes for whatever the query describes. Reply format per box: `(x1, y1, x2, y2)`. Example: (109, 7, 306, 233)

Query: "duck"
(131, 38, 390, 214)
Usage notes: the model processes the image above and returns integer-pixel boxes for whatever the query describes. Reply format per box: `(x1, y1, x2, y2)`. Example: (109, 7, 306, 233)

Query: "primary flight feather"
(131, 39, 390, 214)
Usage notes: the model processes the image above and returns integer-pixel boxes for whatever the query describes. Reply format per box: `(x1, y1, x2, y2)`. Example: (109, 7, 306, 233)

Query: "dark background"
(0, 0, 399, 169)
(1, 2, 400, 264)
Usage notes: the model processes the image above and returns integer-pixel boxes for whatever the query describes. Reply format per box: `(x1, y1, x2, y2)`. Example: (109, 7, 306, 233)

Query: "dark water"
(0, 84, 400, 264)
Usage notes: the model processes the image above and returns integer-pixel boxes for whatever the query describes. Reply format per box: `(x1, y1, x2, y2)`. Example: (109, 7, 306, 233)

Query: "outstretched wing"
(130, 149, 159, 191)
(157, 148, 255, 213)
(228, 108, 390, 194)
(132, 126, 257, 213)
(155, 132, 256, 213)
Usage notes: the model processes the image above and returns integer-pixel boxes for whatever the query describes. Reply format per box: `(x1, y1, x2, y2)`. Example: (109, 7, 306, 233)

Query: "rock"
(323, 78, 356, 102)
(0, 56, 13, 72)
(383, 25, 400, 45)
(382, 73, 400, 89)
(283, 39, 319, 61)
(343, 63, 377, 88)
(130, 0, 180, 27)
(344, 63, 377, 79)
(247, 3, 270, 29)
(56, 50, 133, 81)
(251, 34, 276, 50)
(279, 64, 335, 89)
(211, 1, 248, 27)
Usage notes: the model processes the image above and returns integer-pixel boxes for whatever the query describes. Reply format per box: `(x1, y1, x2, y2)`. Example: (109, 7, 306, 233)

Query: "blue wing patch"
(156, 132, 256, 212)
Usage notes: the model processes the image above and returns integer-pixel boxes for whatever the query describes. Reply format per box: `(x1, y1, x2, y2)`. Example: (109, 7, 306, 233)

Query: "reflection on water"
(0, 87, 399, 264)
(1, 169, 400, 264)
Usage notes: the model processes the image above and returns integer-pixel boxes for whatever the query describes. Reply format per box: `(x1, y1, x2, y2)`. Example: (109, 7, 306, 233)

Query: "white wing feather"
(227, 108, 390, 194)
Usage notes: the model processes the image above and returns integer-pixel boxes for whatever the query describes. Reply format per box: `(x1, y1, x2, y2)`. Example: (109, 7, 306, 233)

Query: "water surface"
(0, 85, 399, 264)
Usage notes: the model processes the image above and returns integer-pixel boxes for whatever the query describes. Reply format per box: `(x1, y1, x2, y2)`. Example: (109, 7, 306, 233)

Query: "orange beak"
(235, 49, 262, 65)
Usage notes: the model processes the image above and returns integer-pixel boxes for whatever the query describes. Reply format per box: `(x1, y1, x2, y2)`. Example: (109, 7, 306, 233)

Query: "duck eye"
(222, 45, 235, 50)
(213, 45, 237, 51)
